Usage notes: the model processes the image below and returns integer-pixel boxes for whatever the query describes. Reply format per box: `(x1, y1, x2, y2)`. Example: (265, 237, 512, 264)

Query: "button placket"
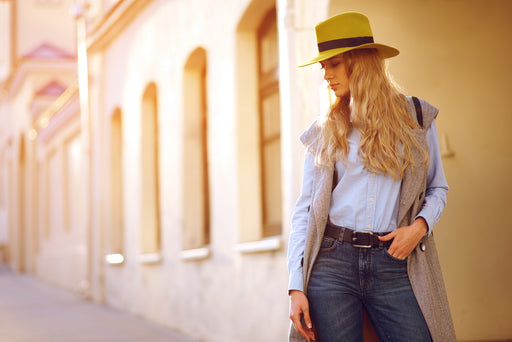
(366, 172, 377, 230)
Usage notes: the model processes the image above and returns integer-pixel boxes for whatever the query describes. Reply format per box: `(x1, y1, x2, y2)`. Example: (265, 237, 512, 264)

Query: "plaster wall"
(0, 75, 38, 270)
(0, 2, 12, 80)
(93, 0, 291, 340)
(35, 117, 89, 293)
(16, 0, 76, 56)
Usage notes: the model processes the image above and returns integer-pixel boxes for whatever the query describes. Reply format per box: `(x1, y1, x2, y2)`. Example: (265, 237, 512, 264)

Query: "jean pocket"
(319, 236, 337, 252)
(384, 247, 408, 263)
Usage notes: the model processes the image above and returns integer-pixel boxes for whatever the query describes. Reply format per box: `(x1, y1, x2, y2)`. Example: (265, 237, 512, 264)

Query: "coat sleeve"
(415, 120, 449, 235)
(287, 151, 315, 292)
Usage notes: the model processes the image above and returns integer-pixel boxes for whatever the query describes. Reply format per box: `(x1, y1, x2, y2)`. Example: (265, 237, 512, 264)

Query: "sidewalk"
(0, 264, 199, 342)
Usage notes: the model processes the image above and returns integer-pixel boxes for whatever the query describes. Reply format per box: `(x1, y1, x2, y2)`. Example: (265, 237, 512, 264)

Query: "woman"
(287, 12, 456, 342)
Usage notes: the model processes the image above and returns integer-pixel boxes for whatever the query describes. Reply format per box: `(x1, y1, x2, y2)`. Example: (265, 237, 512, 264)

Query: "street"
(0, 264, 198, 342)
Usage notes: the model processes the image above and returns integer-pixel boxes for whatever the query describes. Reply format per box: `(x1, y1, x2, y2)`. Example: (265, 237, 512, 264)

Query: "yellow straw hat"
(299, 12, 399, 67)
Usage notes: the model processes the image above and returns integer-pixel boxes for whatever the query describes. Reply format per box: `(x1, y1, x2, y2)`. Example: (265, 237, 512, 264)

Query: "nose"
(323, 67, 332, 81)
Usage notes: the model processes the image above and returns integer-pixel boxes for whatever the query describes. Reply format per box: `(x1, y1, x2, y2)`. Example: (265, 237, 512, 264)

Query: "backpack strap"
(412, 96, 423, 128)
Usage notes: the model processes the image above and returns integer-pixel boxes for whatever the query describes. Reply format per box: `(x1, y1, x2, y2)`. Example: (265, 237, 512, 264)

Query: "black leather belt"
(324, 221, 392, 249)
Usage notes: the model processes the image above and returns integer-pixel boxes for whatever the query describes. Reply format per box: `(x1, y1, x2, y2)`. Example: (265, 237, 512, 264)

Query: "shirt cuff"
(288, 269, 304, 293)
(415, 211, 434, 236)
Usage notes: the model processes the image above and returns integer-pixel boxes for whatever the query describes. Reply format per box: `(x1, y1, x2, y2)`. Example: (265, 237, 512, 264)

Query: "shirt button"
(370, 198, 374, 202)
(367, 225, 371, 229)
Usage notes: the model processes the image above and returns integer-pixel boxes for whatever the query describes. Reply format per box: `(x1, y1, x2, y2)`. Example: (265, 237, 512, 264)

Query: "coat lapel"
(302, 163, 334, 293)
(397, 129, 428, 227)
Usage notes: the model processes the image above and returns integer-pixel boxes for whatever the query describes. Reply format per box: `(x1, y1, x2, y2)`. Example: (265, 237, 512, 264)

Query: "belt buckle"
(352, 231, 373, 248)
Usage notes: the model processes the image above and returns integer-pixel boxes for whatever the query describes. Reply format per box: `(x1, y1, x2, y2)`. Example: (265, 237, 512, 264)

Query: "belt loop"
(339, 226, 346, 245)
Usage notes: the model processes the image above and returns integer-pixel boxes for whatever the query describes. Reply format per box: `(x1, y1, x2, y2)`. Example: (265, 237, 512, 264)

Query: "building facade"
(0, 0, 511, 341)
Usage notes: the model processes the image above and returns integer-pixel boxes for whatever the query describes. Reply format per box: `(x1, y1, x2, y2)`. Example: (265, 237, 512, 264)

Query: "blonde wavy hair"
(314, 49, 428, 180)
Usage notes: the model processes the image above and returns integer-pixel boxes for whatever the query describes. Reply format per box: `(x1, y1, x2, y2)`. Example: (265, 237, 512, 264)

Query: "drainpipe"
(72, 0, 93, 300)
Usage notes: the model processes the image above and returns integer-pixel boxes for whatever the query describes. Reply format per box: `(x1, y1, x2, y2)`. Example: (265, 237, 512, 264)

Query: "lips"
(329, 83, 339, 90)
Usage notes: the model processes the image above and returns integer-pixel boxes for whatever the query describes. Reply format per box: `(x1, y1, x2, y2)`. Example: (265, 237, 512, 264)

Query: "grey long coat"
(289, 97, 456, 342)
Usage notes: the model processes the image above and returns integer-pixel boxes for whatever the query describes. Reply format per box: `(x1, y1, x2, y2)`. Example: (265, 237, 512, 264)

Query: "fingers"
(290, 313, 316, 341)
(388, 244, 408, 260)
(378, 230, 396, 241)
(384, 227, 418, 259)
(302, 311, 317, 341)
(289, 291, 317, 341)
(386, 235, 408, 259)
(303, 309, 313, 330)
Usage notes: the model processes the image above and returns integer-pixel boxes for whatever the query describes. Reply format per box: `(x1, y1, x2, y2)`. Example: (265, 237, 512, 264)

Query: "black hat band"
(318, 36, 374, 52)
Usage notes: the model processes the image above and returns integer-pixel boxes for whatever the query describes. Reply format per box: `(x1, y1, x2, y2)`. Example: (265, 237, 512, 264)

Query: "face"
(320, 54, 350, 98)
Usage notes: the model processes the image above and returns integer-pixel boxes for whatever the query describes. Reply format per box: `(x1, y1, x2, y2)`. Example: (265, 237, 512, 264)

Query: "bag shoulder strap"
(412, 96, 423, 128)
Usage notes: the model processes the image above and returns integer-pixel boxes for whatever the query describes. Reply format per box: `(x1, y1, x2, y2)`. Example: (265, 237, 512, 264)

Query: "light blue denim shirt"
(287, 120, 449, 292)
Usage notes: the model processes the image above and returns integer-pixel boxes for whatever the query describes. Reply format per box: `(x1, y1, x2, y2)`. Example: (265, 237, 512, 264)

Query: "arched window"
(182, 47, 210, 250)
(64, 133, 84, 234)
(257, 8, 282, 237)
(41, 156, 50, 239)
(17, 134, 26, 270)
(236, 2, 281, 245)
(47, 149, 61, 238)
(109, 108, 124, 259)
(141, 83, 161, 255)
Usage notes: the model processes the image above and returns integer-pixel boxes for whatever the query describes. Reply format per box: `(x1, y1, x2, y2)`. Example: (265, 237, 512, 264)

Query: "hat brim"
(298, 43, 399, 67)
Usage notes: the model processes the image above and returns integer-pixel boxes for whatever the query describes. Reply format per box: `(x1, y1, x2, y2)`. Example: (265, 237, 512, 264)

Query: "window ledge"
(138, 252, 162, 265)
(234, 236, 281, 254)
(180, 247, 211, 261)
(105, 253, 125, 266)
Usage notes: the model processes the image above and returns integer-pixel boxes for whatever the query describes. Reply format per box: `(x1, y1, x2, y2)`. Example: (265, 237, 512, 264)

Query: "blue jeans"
(307, 235, 432, 342)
